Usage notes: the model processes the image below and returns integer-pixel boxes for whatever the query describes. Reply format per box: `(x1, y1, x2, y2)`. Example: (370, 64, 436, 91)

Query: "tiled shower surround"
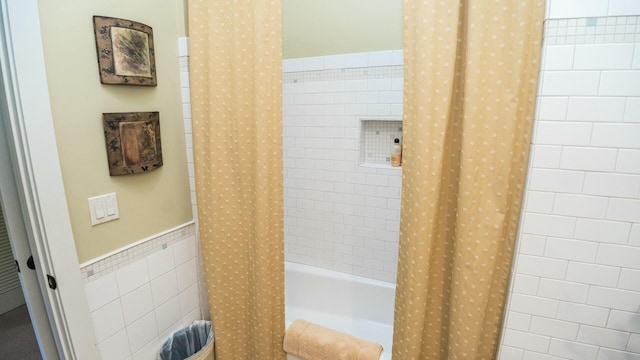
(282, 50, 404, 283)
(170, 4, 640, 357)
(281, 12, 640, 360)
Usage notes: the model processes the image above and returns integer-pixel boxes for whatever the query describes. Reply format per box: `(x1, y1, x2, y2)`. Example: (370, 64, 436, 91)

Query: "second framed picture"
(102, 111, 163, 176)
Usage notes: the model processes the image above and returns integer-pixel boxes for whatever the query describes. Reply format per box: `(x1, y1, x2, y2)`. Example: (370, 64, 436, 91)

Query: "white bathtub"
(285, 262, 395, 360)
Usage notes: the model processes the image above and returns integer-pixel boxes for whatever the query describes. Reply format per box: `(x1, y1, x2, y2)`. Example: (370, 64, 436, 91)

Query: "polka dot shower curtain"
(393, 1, 544, 359)
(188, 1, 286, 359)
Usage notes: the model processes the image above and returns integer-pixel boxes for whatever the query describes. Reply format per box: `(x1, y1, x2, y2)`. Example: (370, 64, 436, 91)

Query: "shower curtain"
(188, 1, 286, 359)
(393, 1, 544, 359)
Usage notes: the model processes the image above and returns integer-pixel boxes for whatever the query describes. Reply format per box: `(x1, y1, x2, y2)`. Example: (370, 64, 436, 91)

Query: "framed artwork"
(93, 16, 157, 86)
(102, 112, 163, 176)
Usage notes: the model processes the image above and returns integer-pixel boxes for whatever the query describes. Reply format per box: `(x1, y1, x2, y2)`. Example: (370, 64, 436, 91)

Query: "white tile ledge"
(360, 163, 403, 170)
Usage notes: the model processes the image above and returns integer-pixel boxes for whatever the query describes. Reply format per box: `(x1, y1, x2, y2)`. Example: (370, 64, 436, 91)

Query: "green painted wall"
(38, 0, 192, 262)
(282, 0, 402, 58)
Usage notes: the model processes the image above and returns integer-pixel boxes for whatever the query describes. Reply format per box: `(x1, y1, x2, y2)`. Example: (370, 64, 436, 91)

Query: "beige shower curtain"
(393, 1, 544, 359)
(188, 1, 286, 359)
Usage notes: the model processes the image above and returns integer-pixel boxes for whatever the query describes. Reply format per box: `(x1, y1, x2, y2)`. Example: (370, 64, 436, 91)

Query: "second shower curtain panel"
(393, 0, 545, 359)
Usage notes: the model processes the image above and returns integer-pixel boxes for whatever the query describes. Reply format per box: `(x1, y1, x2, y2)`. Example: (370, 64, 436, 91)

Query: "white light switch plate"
(88, 192, 119, 226)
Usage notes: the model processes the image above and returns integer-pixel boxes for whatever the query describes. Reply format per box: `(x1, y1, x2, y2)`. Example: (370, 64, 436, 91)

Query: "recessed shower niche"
(360, 119, 403, 167)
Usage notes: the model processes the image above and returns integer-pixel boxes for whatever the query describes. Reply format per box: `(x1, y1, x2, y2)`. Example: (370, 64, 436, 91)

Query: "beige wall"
(38, 0, 192, 263)
(282, 0, 402, 59)
(177, 0, 188, 37)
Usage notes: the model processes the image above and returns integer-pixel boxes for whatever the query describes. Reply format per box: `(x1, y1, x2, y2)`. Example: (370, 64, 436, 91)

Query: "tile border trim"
(80, 221, 196, 283)
(545, 15, 640, 45)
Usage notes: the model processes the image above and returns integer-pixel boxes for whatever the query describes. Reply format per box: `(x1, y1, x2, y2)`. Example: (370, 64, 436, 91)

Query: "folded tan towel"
(283, 320, 383, 360)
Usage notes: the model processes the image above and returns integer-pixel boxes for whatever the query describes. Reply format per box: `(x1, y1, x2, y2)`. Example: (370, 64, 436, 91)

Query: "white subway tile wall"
(283, 50, 403, 282)
(179, 43, 197, 221)
(499, 7, 640, 360)
(179, 41, 213, 328)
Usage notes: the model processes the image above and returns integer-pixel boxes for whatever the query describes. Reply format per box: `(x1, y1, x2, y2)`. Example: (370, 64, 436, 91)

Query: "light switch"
(88, 192, 119, 226)
(94, 202, 105, 219)
(105, 197, 116, 216)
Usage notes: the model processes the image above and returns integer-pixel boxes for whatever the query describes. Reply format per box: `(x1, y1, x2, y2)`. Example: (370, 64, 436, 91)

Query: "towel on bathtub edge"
(283, 319, 383, 360)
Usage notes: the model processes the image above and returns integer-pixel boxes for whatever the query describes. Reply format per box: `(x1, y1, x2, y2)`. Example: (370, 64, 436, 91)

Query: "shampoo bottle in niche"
(390, 138, 402, 167)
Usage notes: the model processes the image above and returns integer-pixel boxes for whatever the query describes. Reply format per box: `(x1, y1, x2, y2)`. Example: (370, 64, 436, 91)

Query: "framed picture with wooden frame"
(93, 16, 157, 86)
(102, 112, 163, 176)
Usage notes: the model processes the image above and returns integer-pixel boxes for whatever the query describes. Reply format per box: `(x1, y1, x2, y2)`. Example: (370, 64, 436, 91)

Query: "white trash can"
(158, 320, 214, 360)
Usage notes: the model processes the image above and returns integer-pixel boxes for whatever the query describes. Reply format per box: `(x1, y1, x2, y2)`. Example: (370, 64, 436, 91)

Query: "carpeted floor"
(0, 305, 41, 359)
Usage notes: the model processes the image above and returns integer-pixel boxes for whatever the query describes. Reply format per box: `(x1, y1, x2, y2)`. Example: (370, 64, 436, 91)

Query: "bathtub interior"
(284, 261, 395, 360)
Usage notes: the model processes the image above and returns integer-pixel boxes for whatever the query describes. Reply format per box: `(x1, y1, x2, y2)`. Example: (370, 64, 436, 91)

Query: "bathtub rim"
(284, 261, 397, 291)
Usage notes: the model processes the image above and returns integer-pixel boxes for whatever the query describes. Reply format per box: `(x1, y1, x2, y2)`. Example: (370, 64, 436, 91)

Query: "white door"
(0, 2, 99, 359)
(0, 115, 59, 358)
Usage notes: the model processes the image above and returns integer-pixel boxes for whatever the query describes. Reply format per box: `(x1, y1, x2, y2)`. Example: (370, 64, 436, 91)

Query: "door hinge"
(47, 274, 57, 290)
(15, 260, 20, 273)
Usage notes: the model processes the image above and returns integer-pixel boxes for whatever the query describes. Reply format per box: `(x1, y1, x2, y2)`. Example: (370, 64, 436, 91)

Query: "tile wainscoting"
(81, 222, 206, 360)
